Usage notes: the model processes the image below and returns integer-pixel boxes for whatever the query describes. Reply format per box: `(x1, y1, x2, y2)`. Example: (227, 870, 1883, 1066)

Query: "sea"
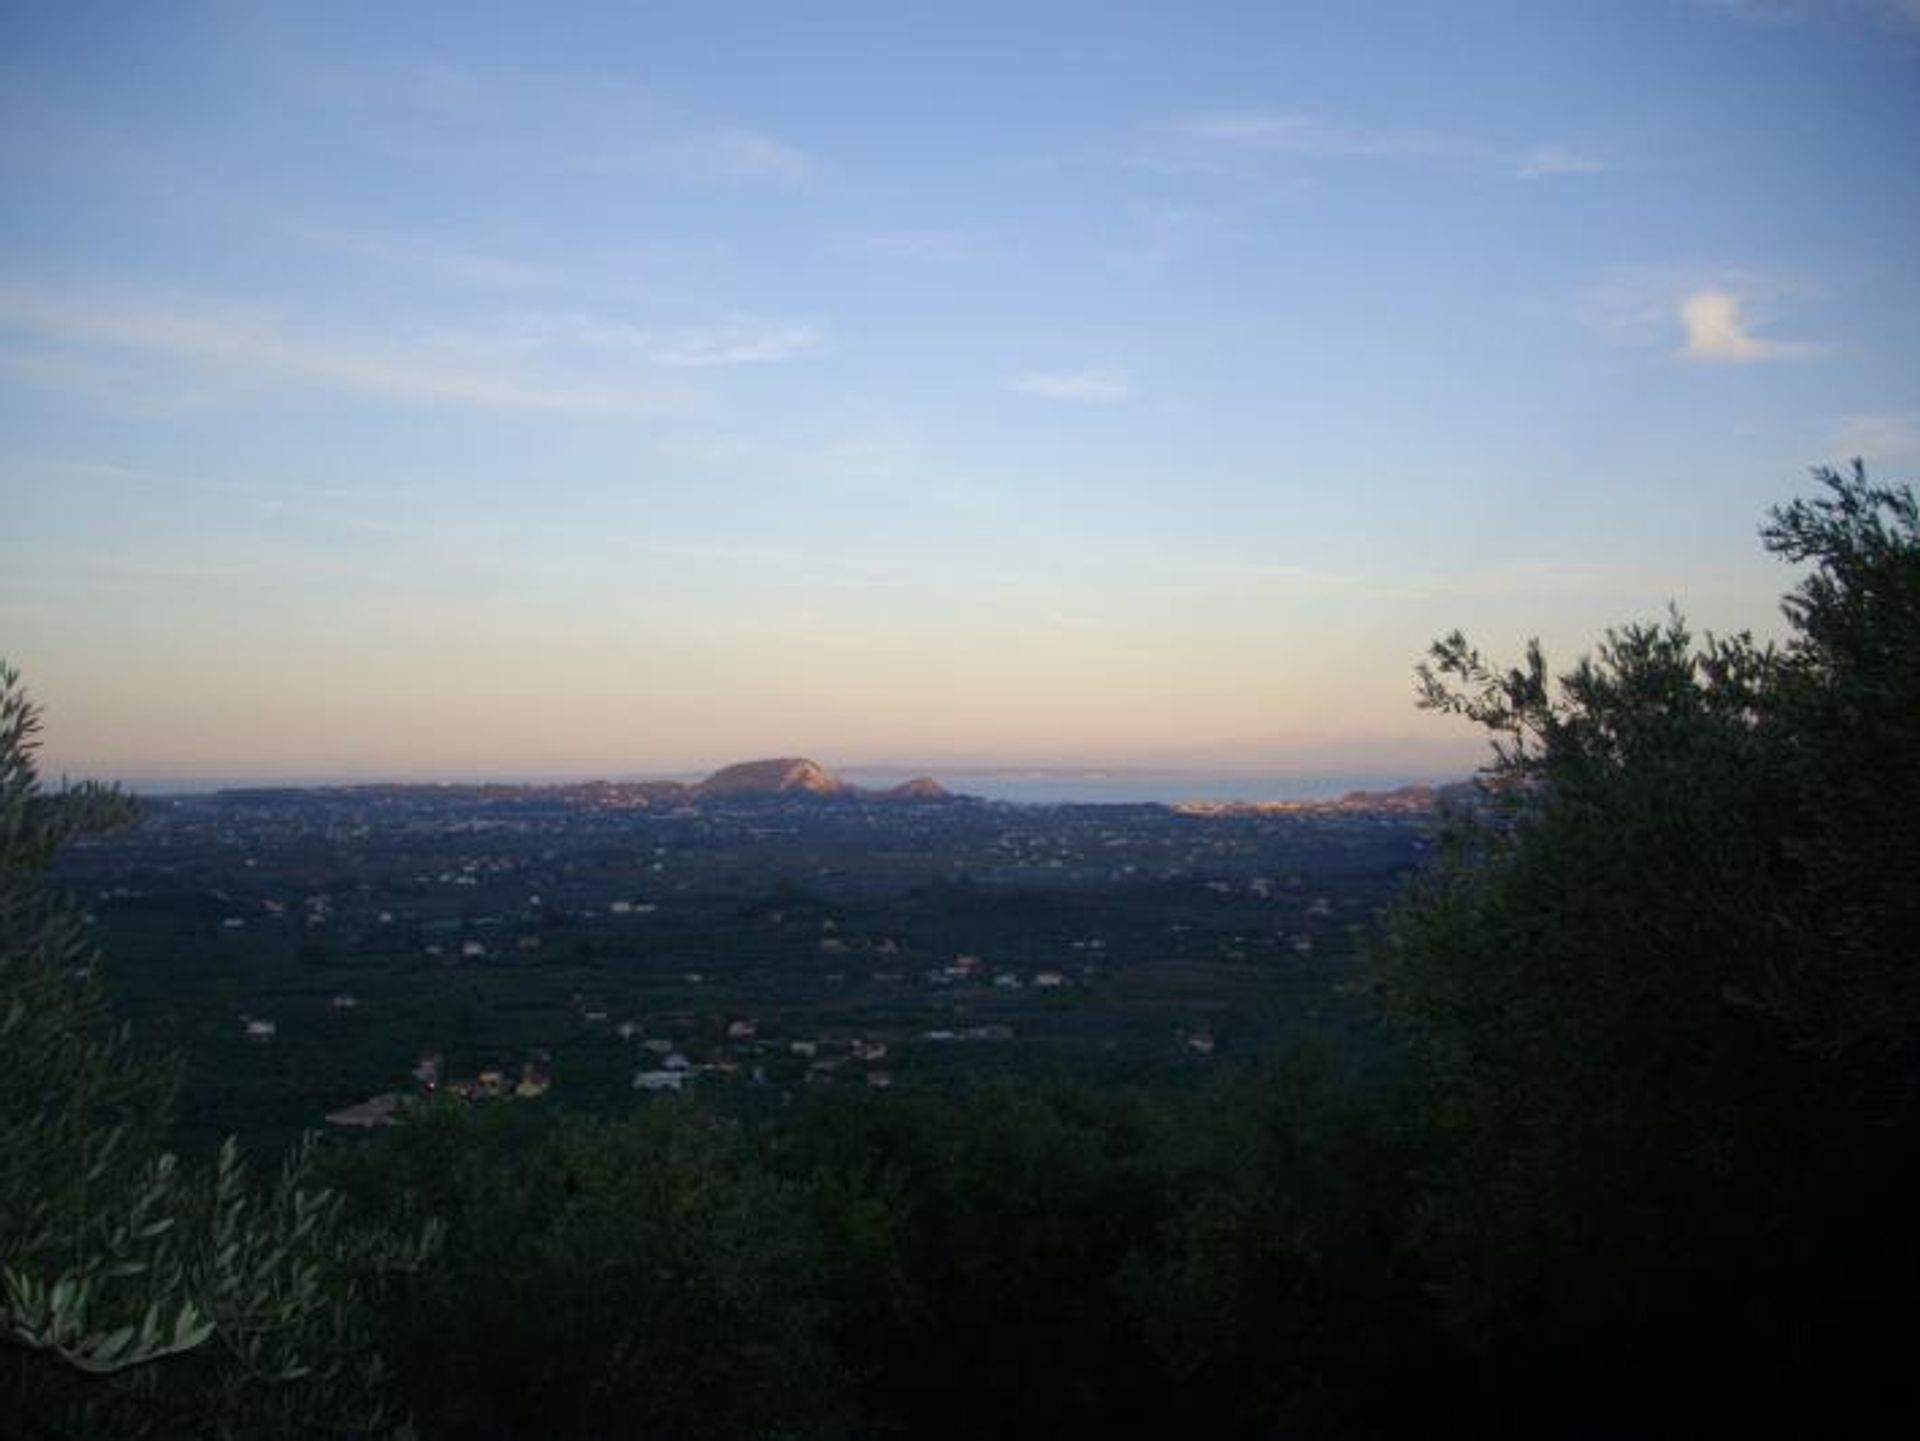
(840, 770, 1459, 806)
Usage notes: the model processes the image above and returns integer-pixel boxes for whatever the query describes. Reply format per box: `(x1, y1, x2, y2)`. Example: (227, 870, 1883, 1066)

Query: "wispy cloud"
(16, 458, 420, 532)
(1439, 559, 1672, 600)
(851, 229, 986, 262)
(311, 62, 815, 190)
(0, 287, 620, 411)
(1696, 0, 1811, 22)
(1007, 368, 1133, 405)
(814, 431, 917, 488)
(651, 321, 821, 367)
(1515, 146, 1610, 179)
(503, 311, 823, 367)
(611, 127, 815, 187)
(1698, 0, 1920, 30)
(0, 284, 821, 413)
(1831, 412, 1920, 464)
(1577, 266, 1827, 362)
(1199, 556, 1665, 605)
(1677, 288, 1822, 362)
(293, 225, 563, 290)
(404, 59, 486, 119)
(0, 348, 139, 402)
(1215, 558, 1428, 603)
(1103, 204, 1229, 271)
(1164, 109, 1608, 181)
(617, 537, 920, 589)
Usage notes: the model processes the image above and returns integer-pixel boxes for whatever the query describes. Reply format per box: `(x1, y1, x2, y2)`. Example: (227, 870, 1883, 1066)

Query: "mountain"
(695, 758, 851, 798)
(688, 758, 951, 803)
(873, 776, 951, 801)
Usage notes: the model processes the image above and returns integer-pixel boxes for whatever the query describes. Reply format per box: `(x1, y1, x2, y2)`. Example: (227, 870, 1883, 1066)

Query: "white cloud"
(1677, 288, 1820, 362)
(1831, 412, 1920, 465)
(1007, 368, 1132, 405)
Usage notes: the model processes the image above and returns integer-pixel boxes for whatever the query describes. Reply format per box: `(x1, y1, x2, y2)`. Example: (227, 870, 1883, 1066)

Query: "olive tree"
(1377, 465, 1920, 1429)
(0, 663, 437, 1439)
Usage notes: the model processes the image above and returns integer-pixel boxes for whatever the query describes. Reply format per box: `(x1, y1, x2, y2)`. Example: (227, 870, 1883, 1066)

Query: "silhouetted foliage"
(337, 1101, 851, 1441)
(1132, 1049, 1451, 1439)
(1, 663, 434, 1439)
(340, 1067, 1447, 1441)
(1379, 464, 1920, 1434)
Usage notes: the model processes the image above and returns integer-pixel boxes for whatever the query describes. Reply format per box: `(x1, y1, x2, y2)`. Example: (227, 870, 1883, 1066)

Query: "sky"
(3, 0, 1918, 785)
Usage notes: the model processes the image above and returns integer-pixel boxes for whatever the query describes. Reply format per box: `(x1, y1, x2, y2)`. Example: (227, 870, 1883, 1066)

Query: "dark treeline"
(5, 465, 1916, 1438)
(319, 1054, 1444, 1441)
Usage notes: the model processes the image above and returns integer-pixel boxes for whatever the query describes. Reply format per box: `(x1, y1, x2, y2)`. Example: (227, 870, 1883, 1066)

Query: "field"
(55, 787, 1434, 1149)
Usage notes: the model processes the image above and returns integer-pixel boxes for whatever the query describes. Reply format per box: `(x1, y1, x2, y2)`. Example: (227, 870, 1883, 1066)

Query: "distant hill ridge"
(1171, 780, 1476, 817)
(208, 757, 953, 807)
(206, 766, 1472, 811)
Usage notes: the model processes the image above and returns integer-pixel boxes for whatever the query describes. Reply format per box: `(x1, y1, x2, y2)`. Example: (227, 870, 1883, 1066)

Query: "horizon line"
(87, 758, 1480, 800)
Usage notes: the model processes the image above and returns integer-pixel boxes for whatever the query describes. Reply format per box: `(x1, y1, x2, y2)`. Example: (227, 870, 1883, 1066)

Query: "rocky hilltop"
(690, 757, 950, 803)
(695, 757, 850, 798)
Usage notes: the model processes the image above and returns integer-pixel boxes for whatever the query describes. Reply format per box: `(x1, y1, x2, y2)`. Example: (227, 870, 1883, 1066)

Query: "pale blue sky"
(3, 0, 1917, 780)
